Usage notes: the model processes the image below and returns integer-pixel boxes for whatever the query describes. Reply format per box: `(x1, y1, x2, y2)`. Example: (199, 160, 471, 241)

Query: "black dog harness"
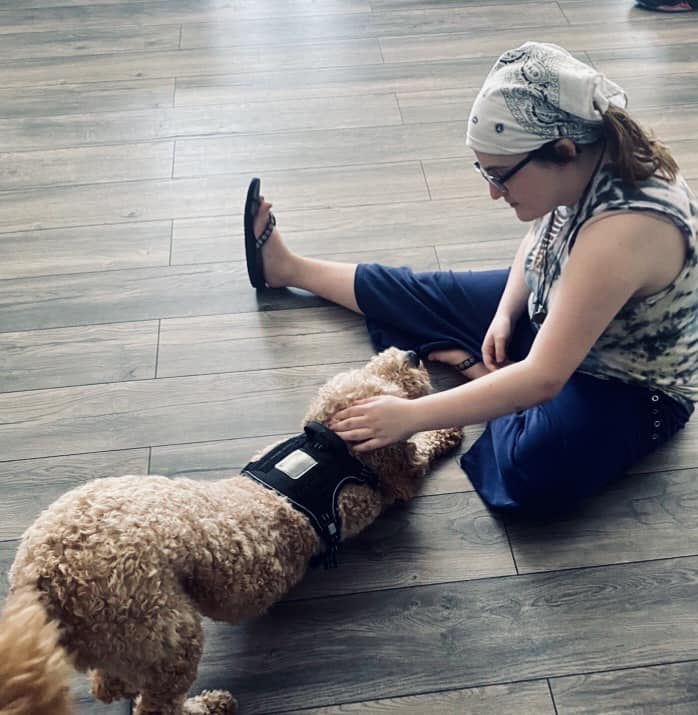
(242, 422, 379, 569)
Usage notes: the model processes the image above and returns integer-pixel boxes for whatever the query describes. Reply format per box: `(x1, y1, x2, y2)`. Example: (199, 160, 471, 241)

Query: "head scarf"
(466, 42, 627, 155)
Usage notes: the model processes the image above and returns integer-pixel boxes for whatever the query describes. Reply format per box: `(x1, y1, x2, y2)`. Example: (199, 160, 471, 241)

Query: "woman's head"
(472, 138, 598, 221)
(467, 42, 678, 220)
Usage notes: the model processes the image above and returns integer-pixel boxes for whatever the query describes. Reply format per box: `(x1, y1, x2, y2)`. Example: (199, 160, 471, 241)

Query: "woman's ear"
(553, 138, 579, 162)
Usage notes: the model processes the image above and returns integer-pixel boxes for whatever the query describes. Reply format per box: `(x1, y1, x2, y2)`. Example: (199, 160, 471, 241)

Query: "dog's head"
(303, 348, 432, 502)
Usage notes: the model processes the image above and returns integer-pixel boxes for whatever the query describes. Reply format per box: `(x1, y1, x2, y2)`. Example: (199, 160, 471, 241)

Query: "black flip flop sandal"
(244, 177, 276, 289)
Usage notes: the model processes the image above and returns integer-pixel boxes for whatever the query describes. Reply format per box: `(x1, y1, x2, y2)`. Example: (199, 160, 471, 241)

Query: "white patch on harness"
(275, 449, 317, 480)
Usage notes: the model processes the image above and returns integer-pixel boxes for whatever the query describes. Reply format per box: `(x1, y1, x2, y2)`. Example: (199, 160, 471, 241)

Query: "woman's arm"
(481, 231, 532, 370)
(495, 229, 533, 322)
(333, 213, 665, 451)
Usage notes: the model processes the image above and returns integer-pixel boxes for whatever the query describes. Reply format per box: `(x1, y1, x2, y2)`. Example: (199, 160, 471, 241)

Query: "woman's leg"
(253, 196, 362, 314)
(252, 195, 512, 379)
(462, 372, 690, 516)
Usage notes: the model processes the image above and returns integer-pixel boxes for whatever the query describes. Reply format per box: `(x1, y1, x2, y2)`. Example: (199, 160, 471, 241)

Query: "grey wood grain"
(0, 163, 430, 233)
(0, 24, 179, 61)
(0, 449, 148, 540)
(173, 58, 497, 107)
(0, 41, 383, 89)
(0, 141, 174, 190)
(6, 0, 368, 13)
(0, 321, 158, 392)
(611, 73, 698, 112)
(551, 660, 698, 715)
(170, 200, 518, 266)
(371, 0, 580, 6)
(157, 307, 372, 377)
(0, 246, 437, 332)
(671, 139, 698, 180)
(0, 79, 174, 118)
(423, 157, 508, 202)
(172, 122, 469, 179)
(627, 105, 698, 147)
(280, 680, 555, 714)
(397, 87, 480, 125)
(379, 21, 698, 65)
(0, 221, 172, 279)
(436, 239, 527, 272)
(507, 467, 698, 574)
(190, 556, 698, 714)
(588, 41, 698, 80)
(180, 2, 566, 48)
(0, 363, 364, 461)
(559, 0, 692, 24)
(0, 94, 402, 152)
(0, 0, 371, 34)
(288, 491, 515, 599)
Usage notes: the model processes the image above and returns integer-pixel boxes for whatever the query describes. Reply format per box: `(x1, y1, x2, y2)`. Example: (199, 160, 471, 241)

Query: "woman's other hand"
(482, 313, 513, 371)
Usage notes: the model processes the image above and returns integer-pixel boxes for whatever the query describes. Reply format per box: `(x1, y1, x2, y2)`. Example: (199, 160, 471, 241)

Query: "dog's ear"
(358, 441, 427, 502)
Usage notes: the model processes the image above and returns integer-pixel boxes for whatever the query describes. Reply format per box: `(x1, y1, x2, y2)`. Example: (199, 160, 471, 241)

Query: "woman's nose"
(489, 183, 505, 200)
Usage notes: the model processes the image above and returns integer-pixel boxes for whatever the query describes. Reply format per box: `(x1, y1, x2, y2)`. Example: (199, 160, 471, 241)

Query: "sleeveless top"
(524, 164, 698, 412)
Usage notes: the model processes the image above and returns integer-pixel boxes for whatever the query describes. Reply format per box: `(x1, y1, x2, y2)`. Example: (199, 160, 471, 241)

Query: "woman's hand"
(482, 313, 513, 371)
(329, 395, 418, 452)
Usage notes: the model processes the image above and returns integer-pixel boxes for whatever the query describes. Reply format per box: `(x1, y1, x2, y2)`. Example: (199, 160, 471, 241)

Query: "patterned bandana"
(466, 42, 627, 155)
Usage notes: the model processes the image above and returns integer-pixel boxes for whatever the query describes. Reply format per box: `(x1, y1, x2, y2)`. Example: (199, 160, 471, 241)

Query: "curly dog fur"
(0, 348, 462, 715)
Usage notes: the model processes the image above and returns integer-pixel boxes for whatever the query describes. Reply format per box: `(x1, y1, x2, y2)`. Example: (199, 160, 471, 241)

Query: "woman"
(244, 42, 697, 516)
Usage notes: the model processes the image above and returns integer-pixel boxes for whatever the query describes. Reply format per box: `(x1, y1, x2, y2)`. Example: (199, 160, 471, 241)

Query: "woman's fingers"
(332, 427, 374, 443)
(482, 336, 496, 370)
(352, 439, 384, 453)
(330, 398, 377, 424)
(494, 336, 508, 365)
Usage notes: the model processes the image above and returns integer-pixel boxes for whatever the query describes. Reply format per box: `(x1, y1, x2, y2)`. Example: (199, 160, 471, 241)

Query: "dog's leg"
(412, 427, 463, 467)
(131, 596, 205, 715)
(183, 689, 238, 714)
(89, 668, 138, 703)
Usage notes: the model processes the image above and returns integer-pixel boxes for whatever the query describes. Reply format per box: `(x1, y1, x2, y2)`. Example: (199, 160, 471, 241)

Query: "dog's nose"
(405, 350, 420, 367)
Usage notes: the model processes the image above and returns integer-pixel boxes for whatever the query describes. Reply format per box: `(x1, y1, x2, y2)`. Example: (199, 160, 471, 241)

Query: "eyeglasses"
(473, 153, 534, 193)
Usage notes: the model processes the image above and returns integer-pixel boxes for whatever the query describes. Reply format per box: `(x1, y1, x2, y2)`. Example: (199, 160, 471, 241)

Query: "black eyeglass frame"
(473, 153, 535, 193)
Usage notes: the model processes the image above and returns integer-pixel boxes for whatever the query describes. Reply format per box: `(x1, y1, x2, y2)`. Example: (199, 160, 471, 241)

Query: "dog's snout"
(405, 350, 420, 368)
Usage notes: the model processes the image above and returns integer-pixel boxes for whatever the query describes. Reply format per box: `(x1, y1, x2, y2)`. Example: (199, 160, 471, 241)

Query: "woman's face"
(473, 150, 571, 222)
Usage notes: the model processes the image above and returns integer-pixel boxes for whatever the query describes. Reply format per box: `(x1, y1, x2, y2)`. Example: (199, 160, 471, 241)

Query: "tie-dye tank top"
(524, 164, 698, 412)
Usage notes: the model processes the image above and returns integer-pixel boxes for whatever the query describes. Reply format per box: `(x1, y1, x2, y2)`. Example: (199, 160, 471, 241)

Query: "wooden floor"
(1, 1, 697, 713)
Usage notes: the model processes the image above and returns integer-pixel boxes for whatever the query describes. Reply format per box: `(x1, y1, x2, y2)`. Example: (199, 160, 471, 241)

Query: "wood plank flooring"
(1, 1, 697, 713)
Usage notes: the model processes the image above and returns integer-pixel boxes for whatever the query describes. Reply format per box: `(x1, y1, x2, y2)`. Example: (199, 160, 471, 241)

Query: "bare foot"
(428, 348, 489, 380)
(252, 196, 297, 288)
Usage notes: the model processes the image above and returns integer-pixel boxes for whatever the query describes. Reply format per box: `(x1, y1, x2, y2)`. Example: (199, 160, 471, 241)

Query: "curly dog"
(0, 348, 462, 715)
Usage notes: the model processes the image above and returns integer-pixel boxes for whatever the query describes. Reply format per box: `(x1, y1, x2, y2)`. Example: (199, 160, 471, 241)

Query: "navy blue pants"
(354, 264, 691, 516)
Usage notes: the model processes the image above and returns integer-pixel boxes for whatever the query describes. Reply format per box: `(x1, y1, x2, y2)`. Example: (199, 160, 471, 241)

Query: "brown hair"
(601, 105, 678, 186)
(531, 106, 679, 188)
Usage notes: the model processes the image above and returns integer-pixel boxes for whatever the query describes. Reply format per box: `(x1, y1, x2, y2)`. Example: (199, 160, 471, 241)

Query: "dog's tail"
(0, 588, 74, 715)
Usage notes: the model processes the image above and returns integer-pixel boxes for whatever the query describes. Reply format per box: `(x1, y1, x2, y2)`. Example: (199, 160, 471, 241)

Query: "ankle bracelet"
(455, 355, 479, 372)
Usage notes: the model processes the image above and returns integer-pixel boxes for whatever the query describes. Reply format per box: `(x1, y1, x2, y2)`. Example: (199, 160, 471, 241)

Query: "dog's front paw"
(184, 689, 238, 715)
(439, 427, 464, 450)
(427, 427, 464, 456)
(89, 669, 137, 703)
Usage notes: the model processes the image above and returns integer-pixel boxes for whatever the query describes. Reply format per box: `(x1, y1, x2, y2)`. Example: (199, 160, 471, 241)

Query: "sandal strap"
(256, 211, 276, 249)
